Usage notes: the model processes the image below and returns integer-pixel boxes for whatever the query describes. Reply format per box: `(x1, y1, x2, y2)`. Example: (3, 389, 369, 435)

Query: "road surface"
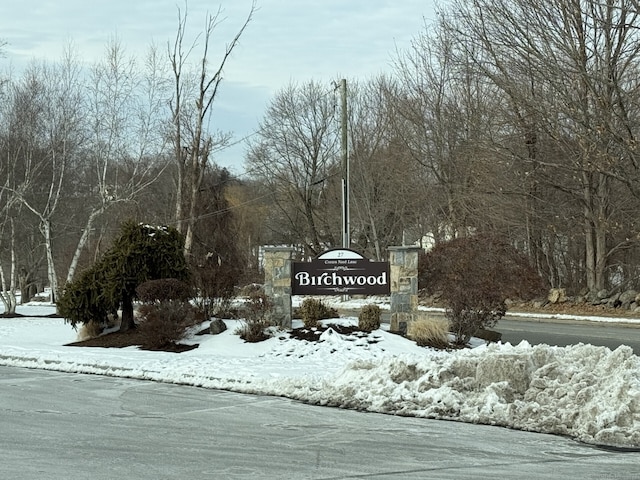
(1, 366, 638, 479)
(498, 317, 640, 354)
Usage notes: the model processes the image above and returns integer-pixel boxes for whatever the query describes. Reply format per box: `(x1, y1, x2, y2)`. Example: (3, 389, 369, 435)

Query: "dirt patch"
(66, 328, 198, 353)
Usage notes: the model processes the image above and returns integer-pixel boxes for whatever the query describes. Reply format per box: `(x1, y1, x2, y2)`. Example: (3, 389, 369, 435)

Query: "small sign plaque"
(292, 248, 390, 295)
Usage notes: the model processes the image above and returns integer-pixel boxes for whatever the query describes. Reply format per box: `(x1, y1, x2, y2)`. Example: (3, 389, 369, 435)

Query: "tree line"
(246, 0, 640, 299)
(3, 0, 640, 313)
(0, 4, 256, 313)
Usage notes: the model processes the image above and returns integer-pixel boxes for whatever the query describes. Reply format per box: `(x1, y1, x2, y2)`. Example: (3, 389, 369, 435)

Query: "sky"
(0, 0, 438, 175)
(1, 296, 639, 450)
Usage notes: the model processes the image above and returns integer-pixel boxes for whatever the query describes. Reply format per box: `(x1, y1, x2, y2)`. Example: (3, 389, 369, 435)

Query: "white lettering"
(295, 270, 388, 289)
(341, 275, 356, 285)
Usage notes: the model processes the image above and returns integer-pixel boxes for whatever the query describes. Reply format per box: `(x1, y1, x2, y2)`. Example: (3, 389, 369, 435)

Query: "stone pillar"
(263, 247, 294, 329)
(388, 246, 421, 333)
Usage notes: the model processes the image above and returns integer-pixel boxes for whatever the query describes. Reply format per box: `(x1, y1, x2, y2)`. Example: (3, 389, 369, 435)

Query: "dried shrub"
(420, 234, 546, 345)
(77, 320, 103, 341)
(407, 316, 450, 349)
(298, 298, 339, 328)
(358, 304, 381, 332)
(136, 301, 206, 350)
(237, 283, 264, 297)
(136, 278, 194, 303)
(236, 291, 273, 342)
(191, 260, 239, 318)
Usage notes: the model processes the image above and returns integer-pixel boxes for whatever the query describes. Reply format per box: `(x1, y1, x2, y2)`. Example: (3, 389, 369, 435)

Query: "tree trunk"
(0, 218, 18, 314)
(41, 220, 58, 303)
(119, 293, 136, 332)
(594, 174, 609, 292)
(66, 208, 105, 284)
(583, 171, 597, 293)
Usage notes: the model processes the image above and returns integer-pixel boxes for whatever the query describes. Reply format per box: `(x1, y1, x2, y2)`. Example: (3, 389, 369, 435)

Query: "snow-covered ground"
(1, 298, 639, 450)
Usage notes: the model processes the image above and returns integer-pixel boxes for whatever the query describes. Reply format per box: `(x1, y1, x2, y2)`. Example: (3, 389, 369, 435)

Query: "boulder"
(209, 318, 227, 335)
(619, 290, 637, 309)
(548, 288, 566, 304)
(607, 292, 621, 308)
(474, 328, 502, 343)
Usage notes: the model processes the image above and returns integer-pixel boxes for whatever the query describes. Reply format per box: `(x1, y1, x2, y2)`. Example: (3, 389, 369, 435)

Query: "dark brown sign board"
(292, 248, 390, 295)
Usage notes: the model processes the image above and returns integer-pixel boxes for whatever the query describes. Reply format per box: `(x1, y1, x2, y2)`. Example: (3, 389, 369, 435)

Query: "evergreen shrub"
(298, 298, 338, 328)
(358, 304, 381, 332)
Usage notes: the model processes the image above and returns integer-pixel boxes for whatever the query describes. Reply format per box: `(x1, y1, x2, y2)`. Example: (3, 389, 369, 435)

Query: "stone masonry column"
(388, 245, 421, 333)
(263, 247, 294, 329)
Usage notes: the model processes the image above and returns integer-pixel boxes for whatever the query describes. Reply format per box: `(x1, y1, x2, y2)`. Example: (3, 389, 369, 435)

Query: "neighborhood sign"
(292, 248, 390, 295)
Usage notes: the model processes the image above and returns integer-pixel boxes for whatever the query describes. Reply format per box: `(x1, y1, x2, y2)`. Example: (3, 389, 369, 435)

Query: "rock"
(619, 290, 637, 309)
(209, 318, 227, 335)
(607, 292, 621, 308)
(532, 299, 547, 309)
(474, 328, 502, 343)
(548, 288, 566, 304)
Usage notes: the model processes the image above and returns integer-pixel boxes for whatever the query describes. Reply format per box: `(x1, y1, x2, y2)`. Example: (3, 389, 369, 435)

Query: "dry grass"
(76, 321, 103, 341)
(407, 315, 450, 348)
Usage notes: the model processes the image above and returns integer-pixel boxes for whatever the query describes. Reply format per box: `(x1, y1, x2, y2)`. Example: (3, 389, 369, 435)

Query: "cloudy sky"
(0, 1, 438, 174)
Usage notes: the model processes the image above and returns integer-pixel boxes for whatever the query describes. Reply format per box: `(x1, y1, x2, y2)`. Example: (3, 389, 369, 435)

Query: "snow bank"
(284, 341, 640, 448)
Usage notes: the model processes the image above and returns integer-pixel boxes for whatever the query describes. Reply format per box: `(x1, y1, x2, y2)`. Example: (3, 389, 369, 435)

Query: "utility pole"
(340, 78, 350, 250)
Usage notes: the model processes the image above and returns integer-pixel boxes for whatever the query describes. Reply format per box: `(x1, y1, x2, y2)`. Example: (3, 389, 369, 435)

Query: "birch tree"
(0, 156, 18, 313)
(65, 40, 170, 283)
(2, 50, 83, 302)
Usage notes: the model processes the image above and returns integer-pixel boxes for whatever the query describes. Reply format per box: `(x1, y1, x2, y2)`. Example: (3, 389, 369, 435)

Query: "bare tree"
(441, 0, 640, 293)
(391, 22, 507, 242)
(169, 2, 256, 258)
(246, 80, 340, 256)
(0, 169, 18, 313)
(348, 77, 424, 259)
(2, 49, 84, 302)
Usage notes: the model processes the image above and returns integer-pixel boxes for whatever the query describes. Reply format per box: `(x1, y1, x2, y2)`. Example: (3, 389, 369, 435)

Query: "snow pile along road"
(278, 341, 640, 448)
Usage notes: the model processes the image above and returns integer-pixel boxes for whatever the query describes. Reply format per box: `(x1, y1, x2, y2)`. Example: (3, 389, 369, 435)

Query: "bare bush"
(136, 301, 206, 350)
(236, 291, 273, 342)
(136, 278, 194, 303)
(420, 234, 546, 345)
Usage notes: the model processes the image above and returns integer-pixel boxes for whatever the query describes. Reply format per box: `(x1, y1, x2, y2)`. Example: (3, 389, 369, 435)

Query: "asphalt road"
(498, 317, 640, 354)
(1, 366, 639, 480)
(368, 309, 640, 353)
